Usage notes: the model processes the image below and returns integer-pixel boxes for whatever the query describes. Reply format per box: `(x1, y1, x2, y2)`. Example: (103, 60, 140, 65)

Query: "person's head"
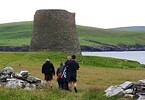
(71, 55, 76, 60)
(60, 62, 63, 66)
(45, 58, 50, 62)
(67, 56, 71, 60)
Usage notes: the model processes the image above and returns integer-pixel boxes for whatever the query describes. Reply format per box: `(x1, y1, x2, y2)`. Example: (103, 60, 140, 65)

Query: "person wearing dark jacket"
(56, 62, 63, 89)
(66, 55, 80, 93)
(42, 58, 55, 88)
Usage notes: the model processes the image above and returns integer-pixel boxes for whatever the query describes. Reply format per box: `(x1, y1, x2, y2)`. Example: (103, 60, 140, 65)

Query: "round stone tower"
(30, 9, 81, 54)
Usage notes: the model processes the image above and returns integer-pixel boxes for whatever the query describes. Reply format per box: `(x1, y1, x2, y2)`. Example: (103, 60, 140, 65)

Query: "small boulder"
(119, 81, 133, 89)
(1, 67, 13, 75)
(6, 78, 24, 88)
(19, 71, 30, 78)
(104, 86, 124, 97)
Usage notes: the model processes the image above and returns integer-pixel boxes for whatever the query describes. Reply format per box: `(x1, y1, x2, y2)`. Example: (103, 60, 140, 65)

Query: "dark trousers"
(57, 78, 69, 90)
(57, 78, 63, 89)
(62, 78, 69, 90)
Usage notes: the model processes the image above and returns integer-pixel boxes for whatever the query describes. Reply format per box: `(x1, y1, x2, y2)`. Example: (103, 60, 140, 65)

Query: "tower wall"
(30, 9, 81, 54)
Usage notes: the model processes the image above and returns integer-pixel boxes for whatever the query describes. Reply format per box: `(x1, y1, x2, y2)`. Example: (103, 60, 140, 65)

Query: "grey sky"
(0, 0, 145, 28)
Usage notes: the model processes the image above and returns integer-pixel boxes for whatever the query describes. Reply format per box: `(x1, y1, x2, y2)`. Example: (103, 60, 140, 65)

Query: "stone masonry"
(30, 9, 81, 54)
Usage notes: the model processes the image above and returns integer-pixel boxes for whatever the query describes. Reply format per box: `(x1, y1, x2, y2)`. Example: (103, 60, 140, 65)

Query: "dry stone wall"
(30, 9, 81, 54)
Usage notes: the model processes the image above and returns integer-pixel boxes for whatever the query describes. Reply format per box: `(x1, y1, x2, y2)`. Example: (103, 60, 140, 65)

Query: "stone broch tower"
(30, 9, 81, 54)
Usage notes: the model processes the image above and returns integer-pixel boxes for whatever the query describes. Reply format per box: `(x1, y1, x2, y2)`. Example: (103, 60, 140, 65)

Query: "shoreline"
(0, 45, 145, 52)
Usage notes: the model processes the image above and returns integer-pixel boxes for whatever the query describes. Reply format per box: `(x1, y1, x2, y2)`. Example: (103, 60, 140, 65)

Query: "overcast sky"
(0, 0, 145, 28)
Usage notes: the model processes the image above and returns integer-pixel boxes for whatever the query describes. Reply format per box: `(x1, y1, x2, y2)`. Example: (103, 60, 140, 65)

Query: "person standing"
(65, 56, 71, 65)
(42, 58, 55, 88)
(61, 56, 71, 90)
(56, 62, 64, 89)
(66, 55, 80, 93)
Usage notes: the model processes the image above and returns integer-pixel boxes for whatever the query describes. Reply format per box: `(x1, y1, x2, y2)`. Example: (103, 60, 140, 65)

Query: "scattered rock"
(104, 86, 124, 97)
(1, 67, 13, 75)
(0, 67, 47, 90)
(119, 81, 133, 89)
(138, 94, 145, 100)
(105, 80, 145, 99)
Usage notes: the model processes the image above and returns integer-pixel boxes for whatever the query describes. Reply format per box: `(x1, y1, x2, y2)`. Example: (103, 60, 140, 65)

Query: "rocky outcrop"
(0, 67, 46, 90)
(105, 80, 145, 99)
(30, 9, 81, 54)
(81, 44, 145, 51)
(0, 46, 29, 52)
(0, 45, 145, 52)
(81, 40, 145, 51)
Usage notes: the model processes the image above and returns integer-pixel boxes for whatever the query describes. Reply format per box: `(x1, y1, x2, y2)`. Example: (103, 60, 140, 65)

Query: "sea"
(82, 51, 145, 64)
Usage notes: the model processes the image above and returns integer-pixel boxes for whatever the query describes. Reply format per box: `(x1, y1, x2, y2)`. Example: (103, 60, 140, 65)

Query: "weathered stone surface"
(105, 80, 145, 99)
(1, 67, 13, 75)
(30, 9, 81, 54)
(104, 86, 124, 97)
(23, 83, 36, 90)
(6, 78, 24, 88)
(119, 81, 133, 89)
(138, 79, 145, 84)
(0, 67, 47, 90)
(124, 94, 134, 98)
(19, 71, 30, 78)
(124, 89, 133, 94)
(137, 95, 145, 100)
(26, 76, 41, 83)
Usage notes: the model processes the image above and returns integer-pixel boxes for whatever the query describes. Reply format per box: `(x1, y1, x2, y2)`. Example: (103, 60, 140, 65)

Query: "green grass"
(0, 21, 33, 46)
(0, 52, 144, 99)
(0, 52, 141, 69)
(0, 88, 120, 100)
(0, 21, 144, 99)
(77, 25, 145, 46)
(0, 21, 145, 47)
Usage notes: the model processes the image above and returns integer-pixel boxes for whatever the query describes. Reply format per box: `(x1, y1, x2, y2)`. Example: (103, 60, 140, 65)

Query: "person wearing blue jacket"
(65, 55, 80, 93)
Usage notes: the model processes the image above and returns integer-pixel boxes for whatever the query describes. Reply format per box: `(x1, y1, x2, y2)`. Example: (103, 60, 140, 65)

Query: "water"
(82, 51, 145, 64)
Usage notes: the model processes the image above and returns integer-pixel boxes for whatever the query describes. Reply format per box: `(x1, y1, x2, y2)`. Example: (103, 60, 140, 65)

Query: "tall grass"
(0, 88, 121, 100)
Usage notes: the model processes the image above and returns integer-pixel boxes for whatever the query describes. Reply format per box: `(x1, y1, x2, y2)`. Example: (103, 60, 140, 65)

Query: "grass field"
(0, 21, 32, 46)
(0, 21, 145, 99)
(77, 25, 145, 46)
(0, 52, 144, 99)
(0, 21, 145, 47)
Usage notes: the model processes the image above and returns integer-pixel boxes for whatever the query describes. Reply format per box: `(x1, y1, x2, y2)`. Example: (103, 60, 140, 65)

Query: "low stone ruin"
(0, 67, 47, 90)
(104, 80, 145, 99)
